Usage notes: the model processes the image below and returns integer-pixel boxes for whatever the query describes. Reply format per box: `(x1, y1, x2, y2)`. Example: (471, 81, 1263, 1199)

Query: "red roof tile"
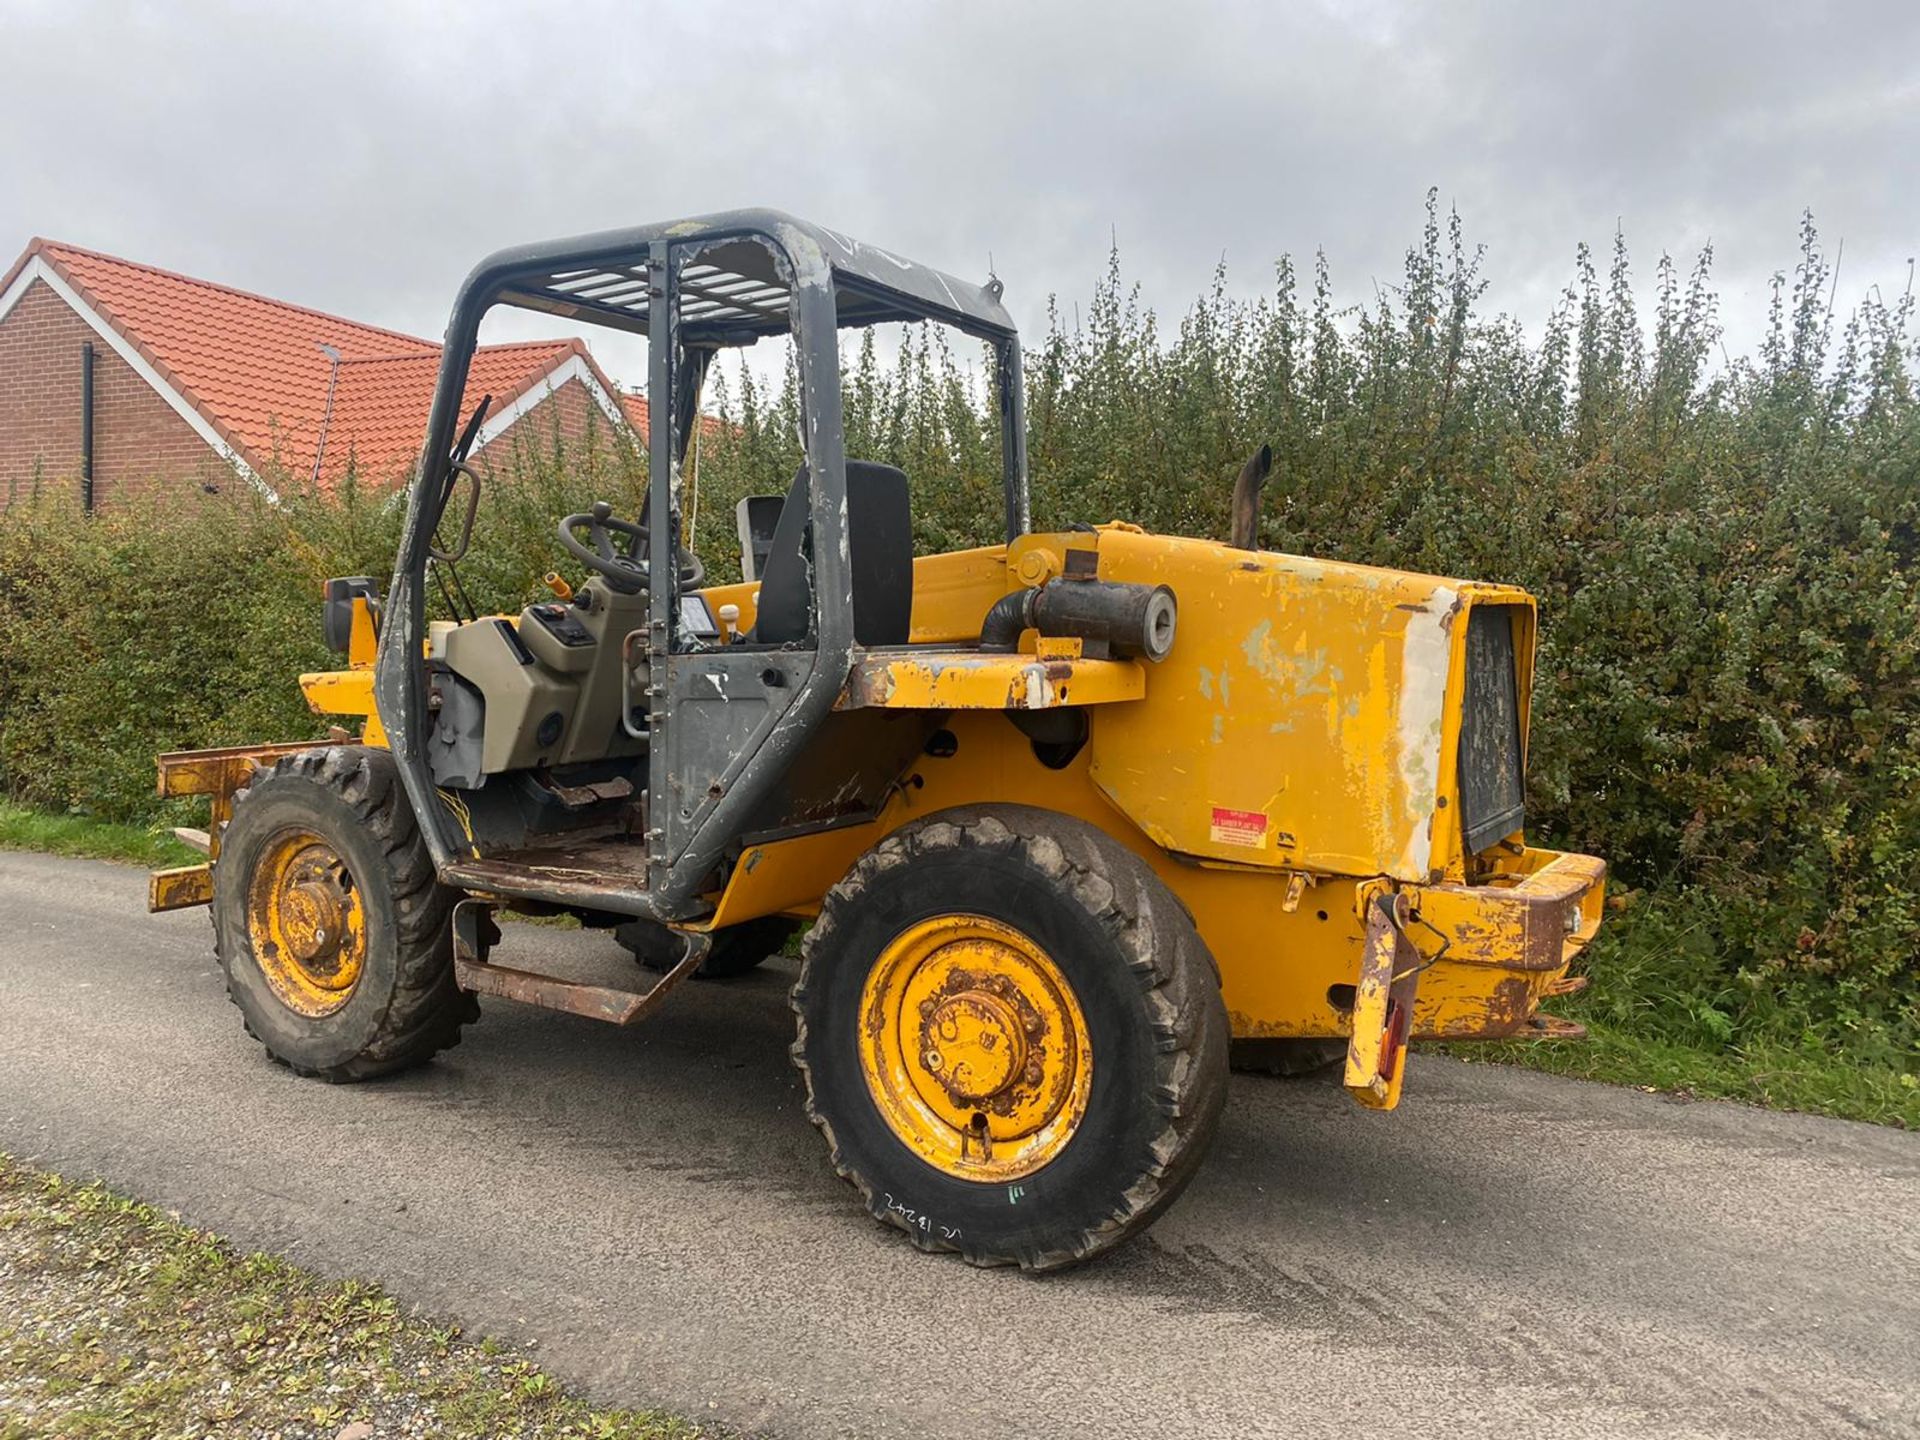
(3, 238, 632, 487)
(619, 390, 650, 440)
(316, 339, 594, 485)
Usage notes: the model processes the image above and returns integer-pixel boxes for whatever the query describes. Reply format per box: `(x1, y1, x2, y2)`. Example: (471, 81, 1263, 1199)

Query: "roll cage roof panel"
(375, 209, 1031, 922)
(486, 209, 1019, 346)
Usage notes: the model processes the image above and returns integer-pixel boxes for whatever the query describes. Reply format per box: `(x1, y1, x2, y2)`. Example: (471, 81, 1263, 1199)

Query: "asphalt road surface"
(1, 849, 1915, 1438)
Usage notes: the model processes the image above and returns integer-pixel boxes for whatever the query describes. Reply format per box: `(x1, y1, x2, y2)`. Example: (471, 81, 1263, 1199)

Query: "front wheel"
(791, 805, 1228, 1270)
(211, 746, 476, 1081)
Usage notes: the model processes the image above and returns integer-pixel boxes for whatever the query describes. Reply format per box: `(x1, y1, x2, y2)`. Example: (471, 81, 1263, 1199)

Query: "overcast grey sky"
(4, 0, 1915, 386)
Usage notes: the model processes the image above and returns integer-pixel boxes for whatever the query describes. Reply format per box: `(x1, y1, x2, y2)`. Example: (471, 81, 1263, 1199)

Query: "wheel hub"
(860, 916, 1092, 1182)
(918, 982, 1031, 1106)
(246, 829, 366, 1017)
(277, 853, 351, 971)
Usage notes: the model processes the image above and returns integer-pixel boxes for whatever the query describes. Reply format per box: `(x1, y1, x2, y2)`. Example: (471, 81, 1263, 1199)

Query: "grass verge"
(1447, 1018, 1919, 1130)
(0, 801, 201, 869)
(1440, 897, 1919, 1129)
(0, 1153, 706, 1440)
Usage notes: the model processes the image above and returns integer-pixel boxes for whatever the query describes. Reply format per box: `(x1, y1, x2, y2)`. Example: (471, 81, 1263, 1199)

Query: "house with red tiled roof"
(0, 238, 636, 507)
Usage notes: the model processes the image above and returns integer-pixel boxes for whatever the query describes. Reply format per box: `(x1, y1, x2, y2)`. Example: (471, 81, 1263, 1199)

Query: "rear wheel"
(212, 746, 476, 1081)
(616, 915, 795, 979)
(792, 805, 1228, 1270)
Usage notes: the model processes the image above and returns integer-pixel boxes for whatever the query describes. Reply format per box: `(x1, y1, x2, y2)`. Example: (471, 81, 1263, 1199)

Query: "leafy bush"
(2, 196, 1914, 1077)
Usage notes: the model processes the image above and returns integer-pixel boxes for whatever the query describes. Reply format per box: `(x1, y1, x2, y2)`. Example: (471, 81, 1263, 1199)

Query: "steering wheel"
(557, 501, 705, 594)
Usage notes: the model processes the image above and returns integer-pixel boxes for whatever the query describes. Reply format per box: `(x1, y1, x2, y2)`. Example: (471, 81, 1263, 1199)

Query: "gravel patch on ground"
(0, 1154, 710, 1440)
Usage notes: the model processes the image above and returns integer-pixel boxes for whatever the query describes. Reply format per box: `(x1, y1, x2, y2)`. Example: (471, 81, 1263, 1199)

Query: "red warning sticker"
(1209, 806, 1267, 847)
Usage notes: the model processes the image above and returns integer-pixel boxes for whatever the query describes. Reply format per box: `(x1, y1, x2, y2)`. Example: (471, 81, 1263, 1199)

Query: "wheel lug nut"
(924, 1050, 942, 1070)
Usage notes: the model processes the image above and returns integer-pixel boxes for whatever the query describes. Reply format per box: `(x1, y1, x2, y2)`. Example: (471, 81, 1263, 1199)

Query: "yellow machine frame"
(155, 523, 1603, 1112)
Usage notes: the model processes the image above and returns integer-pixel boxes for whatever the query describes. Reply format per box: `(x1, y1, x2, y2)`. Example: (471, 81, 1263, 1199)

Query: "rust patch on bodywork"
(837, 648, 1144, 711)
(149, 864, 214, 912)
(156, 740, 342, 801)
(1405, 850, 1607, 1040)
(451, 898, 707, 1024)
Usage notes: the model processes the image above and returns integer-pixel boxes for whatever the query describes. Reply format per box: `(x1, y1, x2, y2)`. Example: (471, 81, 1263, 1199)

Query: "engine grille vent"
(1458, 605, 1527, 854)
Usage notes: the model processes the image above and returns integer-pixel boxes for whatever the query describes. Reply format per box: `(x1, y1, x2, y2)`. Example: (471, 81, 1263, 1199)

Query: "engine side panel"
(1075, 528, 1532, 883)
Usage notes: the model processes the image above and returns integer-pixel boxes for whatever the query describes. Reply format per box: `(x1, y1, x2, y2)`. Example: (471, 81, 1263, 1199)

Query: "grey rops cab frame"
(373, 209, 1030, 919)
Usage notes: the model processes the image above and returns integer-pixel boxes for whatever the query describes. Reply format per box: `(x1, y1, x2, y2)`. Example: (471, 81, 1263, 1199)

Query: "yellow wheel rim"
(246, 828, 367, 1018)
(858, 914, 1092, 1182)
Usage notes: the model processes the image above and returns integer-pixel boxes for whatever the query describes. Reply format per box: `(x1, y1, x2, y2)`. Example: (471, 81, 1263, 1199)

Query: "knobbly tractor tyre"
(792, 805, 1229, 1270)
(617, 914, 795, 979)
(211, 746, 476, 1081)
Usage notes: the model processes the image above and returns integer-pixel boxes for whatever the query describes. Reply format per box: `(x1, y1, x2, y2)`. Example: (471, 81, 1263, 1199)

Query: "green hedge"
(0, 412, 646, 822)
(2, 199, 1914, 1077)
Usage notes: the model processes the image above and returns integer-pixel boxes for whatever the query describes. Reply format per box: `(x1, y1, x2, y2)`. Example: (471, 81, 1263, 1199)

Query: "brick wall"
(0, 278, 232, 510)
(472, 376, 636, 474)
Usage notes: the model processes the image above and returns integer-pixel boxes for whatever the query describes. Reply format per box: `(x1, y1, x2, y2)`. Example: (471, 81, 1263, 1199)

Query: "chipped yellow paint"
(1410, 850, 1607, 1038)
(837, 650, 1144, 711)
(1073, 526, 1533, 881)
(1343, 883, 1411, 1109)
(148, 863, 214, 912)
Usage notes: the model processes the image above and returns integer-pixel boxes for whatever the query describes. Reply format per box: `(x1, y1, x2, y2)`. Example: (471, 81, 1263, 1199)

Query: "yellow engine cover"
(1069, 527, 1534, 884)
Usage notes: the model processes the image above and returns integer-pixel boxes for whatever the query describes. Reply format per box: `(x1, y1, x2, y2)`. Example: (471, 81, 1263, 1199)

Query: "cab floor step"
(451, 901, 708, 1026)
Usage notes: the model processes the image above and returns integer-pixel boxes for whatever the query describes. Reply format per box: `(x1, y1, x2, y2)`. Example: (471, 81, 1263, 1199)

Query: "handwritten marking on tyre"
(883, 1193, 959, 1239)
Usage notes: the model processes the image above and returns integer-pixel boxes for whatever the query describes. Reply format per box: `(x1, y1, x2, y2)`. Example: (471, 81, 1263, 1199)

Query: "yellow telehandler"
(149, 210, 1604, 1269)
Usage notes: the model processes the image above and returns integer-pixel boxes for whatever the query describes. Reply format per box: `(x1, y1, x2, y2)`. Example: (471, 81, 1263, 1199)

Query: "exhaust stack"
(1229, 443, 1273, 550)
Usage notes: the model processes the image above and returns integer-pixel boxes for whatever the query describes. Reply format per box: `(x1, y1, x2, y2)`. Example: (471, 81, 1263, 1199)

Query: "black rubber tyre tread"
(791, 804, 1229, 1271)
(1230, 1038, 1348, 1078)
(616, 915, 795, 979)
(211, 745, 476, 1082)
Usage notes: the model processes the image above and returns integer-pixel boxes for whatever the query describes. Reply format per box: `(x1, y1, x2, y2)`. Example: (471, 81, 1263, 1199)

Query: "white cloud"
(2, 0, 1912, 365)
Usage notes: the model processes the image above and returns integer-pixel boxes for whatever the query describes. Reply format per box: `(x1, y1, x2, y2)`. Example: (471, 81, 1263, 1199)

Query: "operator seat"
(751, 460, 913, 646)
